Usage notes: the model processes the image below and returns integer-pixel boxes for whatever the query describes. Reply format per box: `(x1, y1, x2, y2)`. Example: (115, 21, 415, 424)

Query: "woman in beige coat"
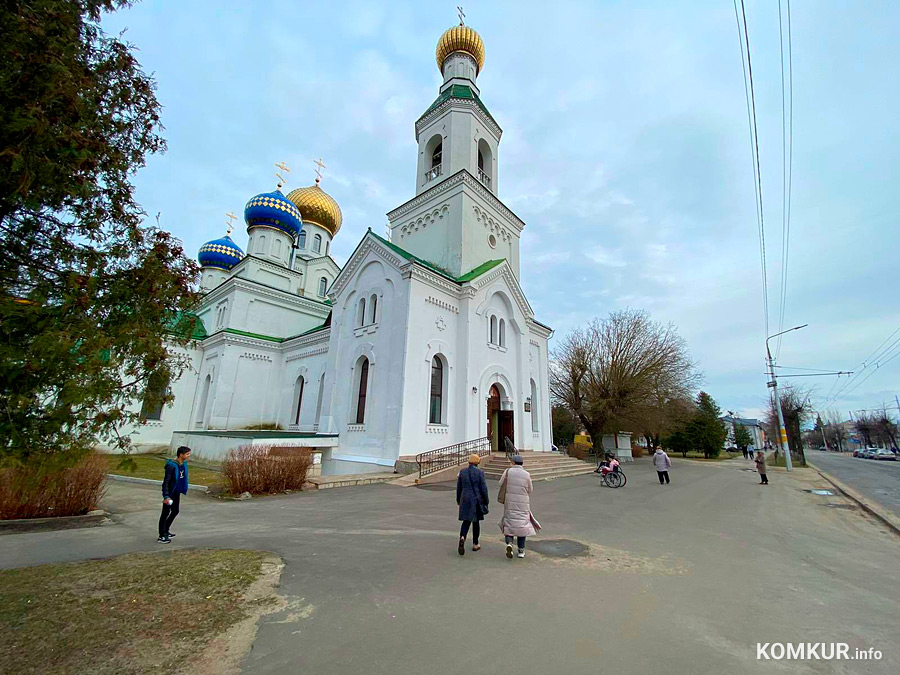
(498, 455, 541, 558)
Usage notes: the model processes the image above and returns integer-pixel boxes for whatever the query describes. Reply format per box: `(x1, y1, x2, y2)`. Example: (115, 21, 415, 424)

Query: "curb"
(808, 461, 900, 537)
(0, 510, 110, 535)
(106, 474, 209, 493)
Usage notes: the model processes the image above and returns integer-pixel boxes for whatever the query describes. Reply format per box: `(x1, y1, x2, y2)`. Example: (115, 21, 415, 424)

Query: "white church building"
(123, 21, 554, 475)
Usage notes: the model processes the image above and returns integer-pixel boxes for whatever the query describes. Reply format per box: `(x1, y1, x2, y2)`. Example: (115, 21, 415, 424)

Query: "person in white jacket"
(652, 446, 671, 484)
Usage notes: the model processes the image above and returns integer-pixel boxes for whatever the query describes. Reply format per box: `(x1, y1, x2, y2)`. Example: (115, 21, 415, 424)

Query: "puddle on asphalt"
(529, 539, 590, 558)
(414, 483, 455, 491)
(808, 489, 836, 496)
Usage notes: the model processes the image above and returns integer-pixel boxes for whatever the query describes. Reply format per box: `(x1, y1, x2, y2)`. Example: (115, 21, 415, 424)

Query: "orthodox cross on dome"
(457, 6, 465, 25)
(225, 211, 237, 236)
(275, 161, 291, 189)
(314, 157, 327, 185)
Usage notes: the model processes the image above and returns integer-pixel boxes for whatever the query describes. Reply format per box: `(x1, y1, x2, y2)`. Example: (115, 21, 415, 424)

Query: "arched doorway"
(486, 384, 514, 453)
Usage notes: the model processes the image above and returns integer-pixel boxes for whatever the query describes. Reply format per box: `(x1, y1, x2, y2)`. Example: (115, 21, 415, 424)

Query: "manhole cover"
(529, 539, 590, 558)
(809, 489, 835, 496)
(415, 483, 455, 491)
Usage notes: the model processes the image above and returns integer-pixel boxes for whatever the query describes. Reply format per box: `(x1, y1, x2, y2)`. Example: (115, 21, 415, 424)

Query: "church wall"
(103, 343, 202, 453)
(397, 274, 463, 455)
(391, 189, 464, 277)
(319, 251, 410, 474)
(463, 190, 520, 279)
(203, 339, 282, 430)
(279, 332, 330, 432)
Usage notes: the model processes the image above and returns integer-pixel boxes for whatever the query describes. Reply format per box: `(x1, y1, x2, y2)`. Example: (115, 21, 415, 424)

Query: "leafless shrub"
(0, 454, 107, 520)
(222, 444, 312, 494)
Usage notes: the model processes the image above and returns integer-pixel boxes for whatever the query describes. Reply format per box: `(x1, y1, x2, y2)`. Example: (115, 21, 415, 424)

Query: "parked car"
(863, 448, 879, 459)
(853, 448, 865, 457)
(874, 448, 897, 461)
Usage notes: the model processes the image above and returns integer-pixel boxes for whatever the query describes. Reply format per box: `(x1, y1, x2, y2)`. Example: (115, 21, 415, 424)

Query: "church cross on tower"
(275, 161, 291, 189)
(314, 157, 327, 185)
(457, 6, 465, 25)
(225, 211, 237, 236)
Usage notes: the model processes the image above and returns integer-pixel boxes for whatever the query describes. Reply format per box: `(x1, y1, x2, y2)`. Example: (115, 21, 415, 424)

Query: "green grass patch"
(105, 455, 223, 487)
(0, 549, 272, 675)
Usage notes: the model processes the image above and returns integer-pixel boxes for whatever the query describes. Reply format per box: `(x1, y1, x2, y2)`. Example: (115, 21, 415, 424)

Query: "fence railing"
(424, 164, 443, 183)
(478, 168, 491, 189)
(417, 437, 490, 478)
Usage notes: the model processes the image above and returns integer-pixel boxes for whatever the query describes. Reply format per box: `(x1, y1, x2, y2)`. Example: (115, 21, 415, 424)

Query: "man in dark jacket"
(456, 453, 489, 556)
(158, 446, 191, 543)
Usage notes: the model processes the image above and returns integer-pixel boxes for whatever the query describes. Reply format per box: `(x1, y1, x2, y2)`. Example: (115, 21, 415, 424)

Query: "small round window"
(488, 234, 497, 248)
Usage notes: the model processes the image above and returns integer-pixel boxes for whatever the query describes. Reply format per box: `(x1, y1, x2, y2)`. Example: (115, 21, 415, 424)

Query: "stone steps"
(481, 454, 595, 481)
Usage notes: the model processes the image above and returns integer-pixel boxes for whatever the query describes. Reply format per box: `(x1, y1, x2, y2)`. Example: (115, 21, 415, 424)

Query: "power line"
(775, 0, 794, 359)
(733, 0, 770, 338)
(823, 329, 900, 406)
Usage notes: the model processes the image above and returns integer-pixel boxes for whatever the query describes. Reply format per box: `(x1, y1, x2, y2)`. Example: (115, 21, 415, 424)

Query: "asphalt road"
(809, 451, 900, 520)
(2, 457, 899, 674)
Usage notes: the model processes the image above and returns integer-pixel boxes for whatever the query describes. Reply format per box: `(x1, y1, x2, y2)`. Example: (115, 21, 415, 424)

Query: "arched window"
(273, 238, 282, 258)
(429, 356, 443, 424)
(355, 357, 369, 424)
(197, 374, 212, 428)
(478, 149, 484, 171)
(489, 315, 497, 344)
(318, 277, 327, 297)
(140, 372, 169, 422)
(369, 294, 378, 324)
(531, 379, 539, 432)
(256, 235, 266, 254)
(431, 142, 442, 168)
(293, 376, 305, 425)
(314, 373, 325, 429)
(499, 319, 506, 347)
(357, 297, 367, 327)
(298, 230, 307, 249)
(313, 234, 322, 253)
(326, 240, 330, 256)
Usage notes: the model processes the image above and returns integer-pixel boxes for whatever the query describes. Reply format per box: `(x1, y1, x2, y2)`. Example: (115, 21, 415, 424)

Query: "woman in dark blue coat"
(456, 454, 489, 555)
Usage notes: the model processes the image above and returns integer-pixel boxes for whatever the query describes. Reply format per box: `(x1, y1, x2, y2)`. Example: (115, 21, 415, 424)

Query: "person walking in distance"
(652, 446, 671, 484)
(158, 446, 191, 544)
(456, 454, 489, 555)
(498, 455, 541, 559)
(755, 450, 769, 485)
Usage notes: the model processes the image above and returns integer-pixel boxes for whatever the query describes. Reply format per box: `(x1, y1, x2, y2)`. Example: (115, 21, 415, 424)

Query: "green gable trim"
(369, 232, 505, 285)
(284, 322, 330, 341)
(221, 328, 284, 343)
(416, 84, 498, 128)
(455, 259, 504, 282)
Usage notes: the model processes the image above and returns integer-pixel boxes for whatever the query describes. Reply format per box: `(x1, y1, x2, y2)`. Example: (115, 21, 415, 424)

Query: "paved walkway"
(2, 457, 898, 674)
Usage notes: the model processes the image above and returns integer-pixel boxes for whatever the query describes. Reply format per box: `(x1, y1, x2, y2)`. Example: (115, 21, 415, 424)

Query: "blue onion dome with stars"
(198, 235, 244, 270)
(243, 189, 304, 237)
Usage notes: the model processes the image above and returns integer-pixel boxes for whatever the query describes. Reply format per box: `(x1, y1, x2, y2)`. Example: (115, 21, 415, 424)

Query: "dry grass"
(222, 444, 312, 495)
(0, 454, 106, 520)
(0, 549, 273, 675)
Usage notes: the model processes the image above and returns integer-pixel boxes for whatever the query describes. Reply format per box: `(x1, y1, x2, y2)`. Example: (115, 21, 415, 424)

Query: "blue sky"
(102, 1, 900, 421)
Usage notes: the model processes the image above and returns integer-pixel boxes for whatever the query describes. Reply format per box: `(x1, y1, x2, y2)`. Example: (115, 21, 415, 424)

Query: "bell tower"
(388, 18, 524, 279)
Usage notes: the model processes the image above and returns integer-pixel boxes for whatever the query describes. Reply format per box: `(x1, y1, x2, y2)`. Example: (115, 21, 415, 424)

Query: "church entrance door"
(487, 384, 514, 453)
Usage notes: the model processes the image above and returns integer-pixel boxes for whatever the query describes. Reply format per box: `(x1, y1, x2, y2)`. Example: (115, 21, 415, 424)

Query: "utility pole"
(766, 325, 807, 472)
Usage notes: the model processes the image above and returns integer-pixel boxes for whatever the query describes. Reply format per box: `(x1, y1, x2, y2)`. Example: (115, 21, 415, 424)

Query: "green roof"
(166, 311, 208, 340)
(369, 232, 504, 284)
(416, 84, 498, 128)
(209, 321, 330, 344)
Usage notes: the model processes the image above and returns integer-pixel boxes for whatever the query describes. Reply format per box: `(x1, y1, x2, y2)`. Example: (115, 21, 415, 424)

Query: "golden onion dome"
(286, 183, 343, 237)
(435, 24, 485, 74)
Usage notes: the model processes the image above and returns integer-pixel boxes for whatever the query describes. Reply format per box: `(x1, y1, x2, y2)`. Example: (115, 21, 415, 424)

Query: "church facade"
(122, 21, 554, 475)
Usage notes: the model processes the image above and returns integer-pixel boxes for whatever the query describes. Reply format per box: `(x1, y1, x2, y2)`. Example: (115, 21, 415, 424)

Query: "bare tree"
(853, 413, 877, 447)
(874, 412, 897, 448)
(765, 385, 812, 465)
(550, 309, 700, 450)
(823, 410, 847, 452)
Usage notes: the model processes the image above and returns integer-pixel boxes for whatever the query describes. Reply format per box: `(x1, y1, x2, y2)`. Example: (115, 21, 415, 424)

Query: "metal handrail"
(416, 436, 490, 478)
(504, 436, 517, 461)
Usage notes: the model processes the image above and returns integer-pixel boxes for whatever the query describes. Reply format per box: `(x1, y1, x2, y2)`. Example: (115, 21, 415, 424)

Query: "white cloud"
(585, 245, 627, 268)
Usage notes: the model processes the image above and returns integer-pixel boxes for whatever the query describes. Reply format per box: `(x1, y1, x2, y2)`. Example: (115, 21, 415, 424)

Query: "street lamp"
(766, 324, 807, 472)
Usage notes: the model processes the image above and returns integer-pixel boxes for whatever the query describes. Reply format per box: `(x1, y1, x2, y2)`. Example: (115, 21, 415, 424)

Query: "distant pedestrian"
(498, 455, 541, 558)
(741, 447, 748, 460)
(158, 446, 191, 543)
(755, 450, 768, 485)
(456, 454, 489, 555)
(652, 446, 671, 484)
